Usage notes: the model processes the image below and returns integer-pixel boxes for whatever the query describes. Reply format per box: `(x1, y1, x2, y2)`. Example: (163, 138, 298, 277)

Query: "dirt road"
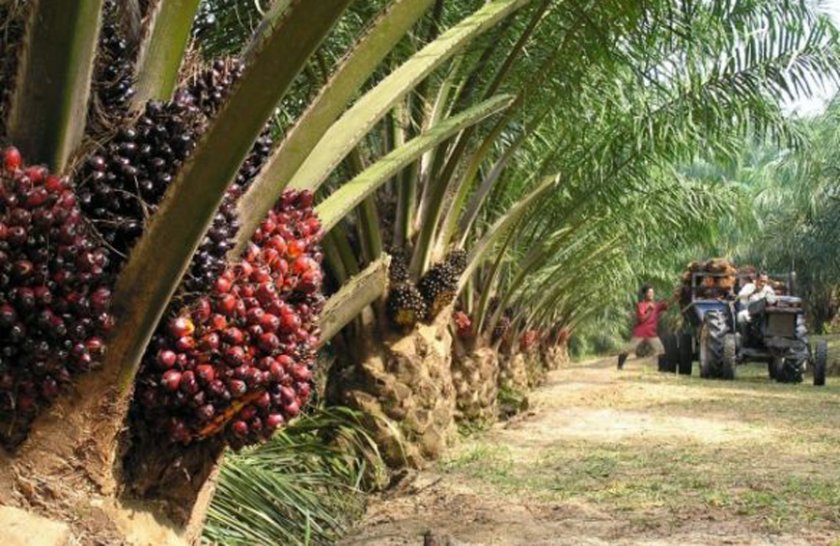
(339, 357, 840, 546)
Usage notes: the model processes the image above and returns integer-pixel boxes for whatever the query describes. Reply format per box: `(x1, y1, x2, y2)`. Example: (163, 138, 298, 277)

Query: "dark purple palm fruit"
(0, 1, 27, 140)
(77, 56, 274, 287)
(90, 0, 137, 125)
(0, 147, 114, 448)
(133, 190, 323, 450)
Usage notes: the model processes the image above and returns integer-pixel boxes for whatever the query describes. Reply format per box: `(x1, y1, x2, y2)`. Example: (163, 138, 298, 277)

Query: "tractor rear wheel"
(721, 334, 736, 380)
(678, 332, 693, 375)
(814, 341, 828, 387)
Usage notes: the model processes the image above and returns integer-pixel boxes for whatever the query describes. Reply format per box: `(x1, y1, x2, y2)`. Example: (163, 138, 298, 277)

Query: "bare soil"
(339, 357, 840, 546)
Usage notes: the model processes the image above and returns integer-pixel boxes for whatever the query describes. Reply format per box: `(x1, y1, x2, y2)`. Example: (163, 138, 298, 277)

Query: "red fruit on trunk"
(231, 420, 248, 437)
(228, 379, 247, 397)
(290, 364, 311, 382)
(193, 298, 212, 322)
(215, 276, 232, 294)
(175, 336, 196, 352)
(196, 364, 215, 383)
(283, 400, 300, 418)
(157, 350, 177, 368)
(162, 370, 182, 391)
(169, 316, 195, 338)
(3, 147, 22, 171)
(266, 414, 285, 430)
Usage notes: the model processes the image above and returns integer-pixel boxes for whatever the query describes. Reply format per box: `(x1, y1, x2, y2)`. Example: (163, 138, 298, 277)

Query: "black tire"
(814, 340, 827, 387)
(773, 357, 787, 383)
(663, 334, 679, 373)
(700, 310, 727, 379)
(678, 332, 693, 376)
(721, 334, 736, 380)
(768, 360, 776, 380)
(657, 354, 670, 372)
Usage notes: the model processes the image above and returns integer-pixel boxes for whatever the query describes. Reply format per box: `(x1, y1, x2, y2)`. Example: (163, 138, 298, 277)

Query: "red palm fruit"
(258, 332, 280, 352)
(228, 379, 247, 397)
(215, 276, 232, 294)
(218, 294, 237, 315)
(169, 316, 195, 338)
(210, 314, 227, 331)
(199, 332, 220, 351)
(266, 414, 284, 430)
(254, 391, 271, 409)
(249, 417, 263, 434)
(279, 310, 301, 332)
(290, 364, 311, 382)
(180, 370, 199, 394)
(267, 235, 287, 254)
(259, 313, 280, 332)
(175, 336, 196, 352)
(269, 360, 285, 382)
(44, 175, 64, 192)
(239, 405, 257, 421)
(156, 350, 177, 368)
(86, 337, 105, 355)
(231, 420, 248, 437)
(193, 298, 212, 322)
(224, 346, 246, 366)
(279, 385, 295, 403)
(196, 364, 215, 384)
(90, 287, 111, 313)
(162, 369, 182, 391)
(283, 400, 300, 418)
(297, 382, 312, 401)
(222, 327, 244, 345)
(246, 307, 265, 325)
(288, 240, 306, 259)
(4, 146, 22, 171)
(276, 354, 294, 370)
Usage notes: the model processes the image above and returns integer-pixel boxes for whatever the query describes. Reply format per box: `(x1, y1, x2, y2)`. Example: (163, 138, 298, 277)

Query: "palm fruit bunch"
(77, 58, 273, 291)
(520, 330, 539, 350)
(91, 1, 136, 121)
(452, 310, 472, 339)
(418, 250, 466, 319)
(387, 249, 410, 284)
(385, 249, 427, 329)
(677, 258, 738, 304)
(492, 315, 512, 343)
(0, 147, 114, 447)
(386, 284, 427, 330)
(133, 190, 324, 449)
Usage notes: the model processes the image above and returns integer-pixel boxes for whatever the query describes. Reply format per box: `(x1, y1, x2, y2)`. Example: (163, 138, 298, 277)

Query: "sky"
(785, 1, 840, 116)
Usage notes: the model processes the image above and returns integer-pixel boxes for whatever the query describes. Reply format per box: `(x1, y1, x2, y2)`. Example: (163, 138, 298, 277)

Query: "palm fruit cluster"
(77, 58, 273, 290)
(385, 251, 427, 329)
(133, 190, 324, 449)
(452, 310, 472, 339)
(520, 330, 539, 350)
(92, 1, 136, 121)
(417, 250, 467, 318)
(0, 147, 114, 447)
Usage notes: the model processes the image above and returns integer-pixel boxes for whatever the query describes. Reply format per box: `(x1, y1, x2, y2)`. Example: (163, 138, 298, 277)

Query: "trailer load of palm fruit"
(677, 258, 738, 305)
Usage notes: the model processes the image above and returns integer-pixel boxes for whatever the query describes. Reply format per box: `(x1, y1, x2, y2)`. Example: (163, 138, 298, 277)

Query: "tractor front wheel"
(700, 310, 727, 379)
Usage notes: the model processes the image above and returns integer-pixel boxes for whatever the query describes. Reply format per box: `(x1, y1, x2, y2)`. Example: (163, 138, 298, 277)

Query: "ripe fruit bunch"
(134, 190, 324, 449)
(452, 310, 472, 338)
(520, 330, 539, 350)
(0, 147, 114, 444)
(388, 249, 410, 284)
(77, 57, 273, 290)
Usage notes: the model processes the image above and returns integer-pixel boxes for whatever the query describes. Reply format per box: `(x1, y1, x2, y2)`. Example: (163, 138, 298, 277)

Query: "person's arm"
(737, 283, 755, 300)
(657, 300, 669, 311)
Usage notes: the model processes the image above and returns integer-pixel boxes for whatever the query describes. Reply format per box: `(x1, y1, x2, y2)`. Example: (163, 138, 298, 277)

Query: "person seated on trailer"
(736, 272, 776, 324)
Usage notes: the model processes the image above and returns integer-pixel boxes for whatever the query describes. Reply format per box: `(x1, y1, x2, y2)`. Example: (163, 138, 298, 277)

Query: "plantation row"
(0, 1, 838, 544)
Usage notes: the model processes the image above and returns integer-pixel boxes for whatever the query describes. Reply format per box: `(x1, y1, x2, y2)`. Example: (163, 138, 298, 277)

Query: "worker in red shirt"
(617, 285, 669, 370)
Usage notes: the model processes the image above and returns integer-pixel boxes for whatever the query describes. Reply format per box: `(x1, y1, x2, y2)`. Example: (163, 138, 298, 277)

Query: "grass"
(438, 359, 840, 537)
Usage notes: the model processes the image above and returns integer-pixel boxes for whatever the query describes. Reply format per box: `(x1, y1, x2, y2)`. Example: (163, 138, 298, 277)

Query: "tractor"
(662, 270, 827, 386)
